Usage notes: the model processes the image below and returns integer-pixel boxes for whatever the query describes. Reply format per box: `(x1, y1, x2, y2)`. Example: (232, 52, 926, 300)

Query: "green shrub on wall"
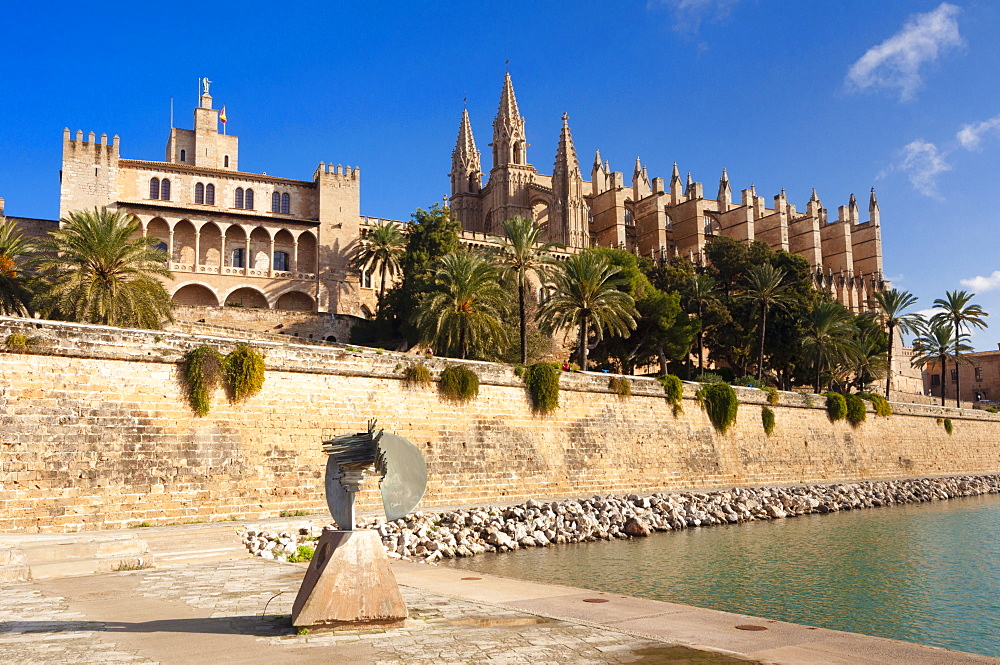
(944, 418, 954, 435)
(439, 365, 479, 402)
(403, 364, 432, 386)
(658, 374, 684, 415)
(524, 362, 561, 414)
(608, 376, 631, 398)
(4, 332, 32, 353)
(858, 392, 892, 416)
(825, 392, 847, 421)
(182, 345, 224, 416)
(224, 344, 265, 403)
(762, 386, 780, 405)
(845, 393, 867, 426)
(761, 406, 776, 435)
(696, 382, 738, 433)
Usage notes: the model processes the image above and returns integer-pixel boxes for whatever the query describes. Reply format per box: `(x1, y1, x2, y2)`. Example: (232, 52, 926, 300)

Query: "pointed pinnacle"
(721, 167, 729, 182)
(593, 149, 603, 171)
(634, 156, 643, 179)
(810, 187, 819, 202)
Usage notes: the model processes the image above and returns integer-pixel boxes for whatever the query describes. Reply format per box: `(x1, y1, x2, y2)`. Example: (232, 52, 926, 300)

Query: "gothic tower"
(550, 113, 588, 248)
(483, 73, 534, 233)
(449, 109, 483, 231)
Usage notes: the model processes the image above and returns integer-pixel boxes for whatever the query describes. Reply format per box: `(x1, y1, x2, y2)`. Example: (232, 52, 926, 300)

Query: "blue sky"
(2, 1, 998, 347)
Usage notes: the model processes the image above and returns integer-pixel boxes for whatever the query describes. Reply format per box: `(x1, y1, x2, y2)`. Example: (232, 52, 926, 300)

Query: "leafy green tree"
(845, 313, 889, 392)
(930, 290, 988, 407)
(537, 250, 637, 371)
(799, 301, 855, 393)
(414, 251, 509, 359)
(685, 273, 720, 374)
(493, 216, 559, 365)
(378, 204, 461, 343)
(869, 288, 925, 398)
(36, 208, 173, 329)
(353, 220, 405, 311)
(911, 323, 973, 406)
(740, 263, 793, 381)
(0, 217, 36, 316)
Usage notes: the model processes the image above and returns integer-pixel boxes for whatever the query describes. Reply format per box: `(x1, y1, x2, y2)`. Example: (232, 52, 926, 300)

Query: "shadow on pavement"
(0, 614, 292, 638)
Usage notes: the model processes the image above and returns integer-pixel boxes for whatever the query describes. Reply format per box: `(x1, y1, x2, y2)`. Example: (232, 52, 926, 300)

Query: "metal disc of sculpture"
(321, 420, 427, 529)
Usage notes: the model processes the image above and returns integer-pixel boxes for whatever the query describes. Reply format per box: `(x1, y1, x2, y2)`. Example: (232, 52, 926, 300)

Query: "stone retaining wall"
(3, 317, 1000, 533)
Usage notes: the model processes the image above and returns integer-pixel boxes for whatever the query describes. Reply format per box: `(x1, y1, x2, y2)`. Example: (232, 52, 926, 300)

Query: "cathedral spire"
(553, 113, 581, 181)
(718, 168, 732, 208)
(810, 187, 820, 203)
(593, 148, 603, 172)
(490, 72, 527, 168)
(685, 172, 694, 196)
(869, 187, 880, 224)
(633, 156, 643, 180)
(450, 108, 482, 196)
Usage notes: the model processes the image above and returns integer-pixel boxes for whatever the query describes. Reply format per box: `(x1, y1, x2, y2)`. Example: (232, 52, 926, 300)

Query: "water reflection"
(445, 493, 1000, 656)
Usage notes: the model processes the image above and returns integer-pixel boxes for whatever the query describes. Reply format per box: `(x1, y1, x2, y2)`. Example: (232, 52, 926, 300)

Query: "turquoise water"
(445, 493, 1000, 657)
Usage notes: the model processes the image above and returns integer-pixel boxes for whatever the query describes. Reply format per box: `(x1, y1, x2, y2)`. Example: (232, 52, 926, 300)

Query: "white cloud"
(957, 115, 1000, 150)
(960, 271, 1000, 293)
(654, 0, 741, 34)
(896, 140, 952, 197)
(846, 3, 962, 101)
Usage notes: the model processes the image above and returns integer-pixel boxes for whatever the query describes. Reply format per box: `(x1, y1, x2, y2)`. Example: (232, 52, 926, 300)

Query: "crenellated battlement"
(63, 128, 120, 163)
(314, 162, 360, 182)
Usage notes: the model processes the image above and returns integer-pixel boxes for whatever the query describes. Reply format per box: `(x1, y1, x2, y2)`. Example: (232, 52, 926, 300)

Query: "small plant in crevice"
(402, 364, 432, 386)
(762, 406, 776, 435)
(513, 364, 525, 378)
(657, 374, 684, 416)
(4, 331, 34, 353)
(845, 393, 867, 426)
(439, 365, 479, 402)
(608, 376, 631, 398)
(224, 344, 266, 403)
(182, 345, 224, 416)
(287, 545, 315, 563)
(944, 418, 954, 435)
(825, 392, 847, 422)
(858, 392, 892, 417)
(696, 382, 738, 433)
(762, 386, 780, 405)
(524, 362, 561, 414)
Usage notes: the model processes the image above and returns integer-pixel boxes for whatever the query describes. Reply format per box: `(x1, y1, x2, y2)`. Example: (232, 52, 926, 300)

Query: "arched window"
(232, 248, 245, 268)
(360, 269, 372, 289)
(245, 189, 254, 210)
(206, 184, 215, 205)
(179, 149, 186, 162)
(281, 193, 290, 214)
(235, 188, 244, 209)
(160, 179, 171, 201)
(624, 208, 634, 226)
(272, 192, 281, 212)
(224, 155, 230, 168)
(149, 178, 160, 199)
(273, 251, 289, 272)
(195, 182, 204, 204)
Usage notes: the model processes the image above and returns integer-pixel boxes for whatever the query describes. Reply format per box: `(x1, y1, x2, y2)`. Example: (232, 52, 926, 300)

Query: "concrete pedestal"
(291, 529, 408, 628)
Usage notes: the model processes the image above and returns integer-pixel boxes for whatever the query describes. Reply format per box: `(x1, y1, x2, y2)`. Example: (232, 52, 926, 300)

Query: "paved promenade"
(0, 521, 995, 664)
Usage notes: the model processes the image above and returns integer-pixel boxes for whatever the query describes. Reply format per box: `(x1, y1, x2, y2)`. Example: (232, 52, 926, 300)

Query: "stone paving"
(0, 558, 735, 664)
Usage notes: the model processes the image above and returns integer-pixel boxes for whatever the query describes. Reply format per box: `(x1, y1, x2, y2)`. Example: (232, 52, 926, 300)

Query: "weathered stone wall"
(3, 317, 1000, 533)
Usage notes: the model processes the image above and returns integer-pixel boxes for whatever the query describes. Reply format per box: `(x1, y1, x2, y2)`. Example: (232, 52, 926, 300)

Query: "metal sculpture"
(322, 419, 427, 529)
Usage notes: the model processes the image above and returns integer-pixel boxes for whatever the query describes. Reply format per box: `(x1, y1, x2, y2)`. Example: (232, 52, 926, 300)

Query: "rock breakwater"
(242, 474, 1000, 563)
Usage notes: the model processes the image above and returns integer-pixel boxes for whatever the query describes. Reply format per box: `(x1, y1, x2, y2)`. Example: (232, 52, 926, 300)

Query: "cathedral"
(449, 74, 886, 312)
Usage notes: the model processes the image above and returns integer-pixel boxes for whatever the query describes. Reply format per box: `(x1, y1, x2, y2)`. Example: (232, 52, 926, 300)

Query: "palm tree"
(931, 290, 989, 407)
(537, 251, 637, 371)
(685, 273, 718, 374)
(0, 216, 36, 316)
(846, 325, 890, 393)
(799, 301, 855, 393)
(739, 263, 792, 381)
(353, 220, 405, 311)
(869, 288, 925, 399)
(493, 216, 559, 364)
(36, 207, 174, 329)
(911, 323, 973, 406)
(414, 251, 509, 359)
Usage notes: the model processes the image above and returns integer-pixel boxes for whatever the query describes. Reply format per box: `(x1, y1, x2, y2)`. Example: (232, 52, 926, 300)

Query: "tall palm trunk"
(379, 262, 389, 311)
(757, 303, 768, 381)
(953, 322, 961, 407)
(518, 273, 528, 365)
(696, 301, 704, 373)
(885, 323, 895, 399)
(578, 311, 589, 371)
(940, 354, 947, 407)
